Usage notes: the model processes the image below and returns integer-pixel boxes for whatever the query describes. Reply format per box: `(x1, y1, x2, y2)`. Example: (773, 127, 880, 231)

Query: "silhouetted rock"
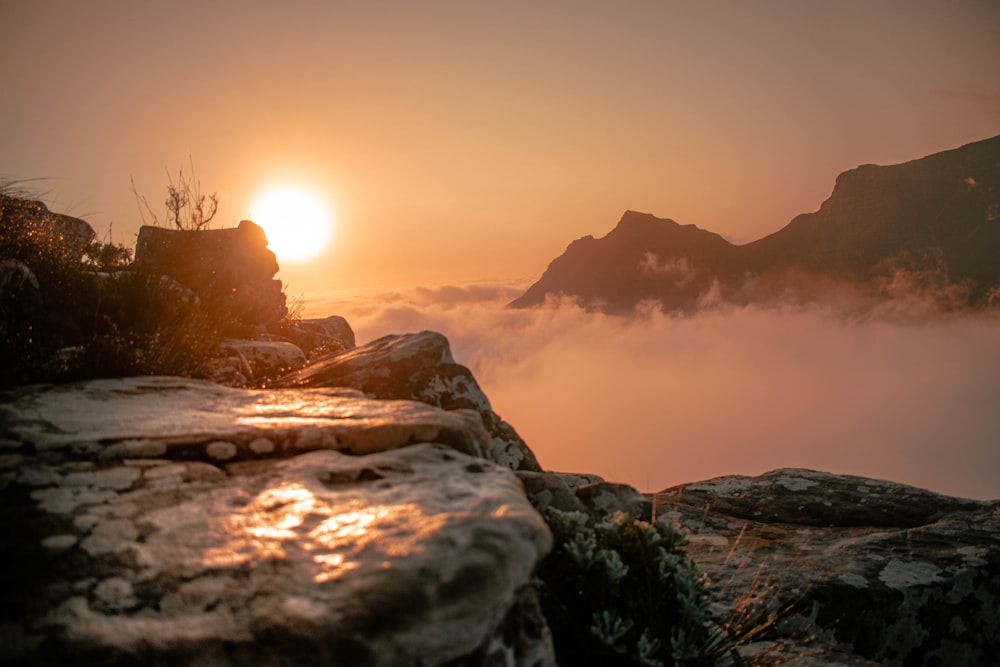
(655, 468, 1000, 665)
(0, 194, 96, 261)
(132, 220, 287, 328)
(277, 331, 542, 472)
(0, 377, 552, 665)
(511, 135, 1000, 312)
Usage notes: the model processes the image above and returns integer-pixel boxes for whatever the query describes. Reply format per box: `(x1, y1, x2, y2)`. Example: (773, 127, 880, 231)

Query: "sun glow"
(250, 187, 334, 263)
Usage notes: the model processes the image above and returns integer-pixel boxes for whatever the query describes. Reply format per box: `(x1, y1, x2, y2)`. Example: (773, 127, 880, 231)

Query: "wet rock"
(0, 378, 554, 666)
(654, 468, 1000, 665)
(277, 331, 541, 471)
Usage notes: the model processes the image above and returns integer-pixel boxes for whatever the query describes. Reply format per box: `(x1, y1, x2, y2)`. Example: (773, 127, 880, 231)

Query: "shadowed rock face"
(0, 377, 553, 666)
(132, 220, 287, 327)
(511, 134, 1000, 312)
(0, 194, 96, 261)
(655, 468, 1000, 665)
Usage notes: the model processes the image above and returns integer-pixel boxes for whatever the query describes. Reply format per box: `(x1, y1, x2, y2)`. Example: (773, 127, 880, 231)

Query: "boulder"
(216, 339, 308, 386)
(517, 471, 653, 523)
(285, 315, 357, 360)
(0, 258, 40, 295)
(654, 468, 1000, 665)
(0, 194, 96, 262)
(131, 220, 286, 328)
(0, 377, 554, 666)
(277, 331, 542, 472)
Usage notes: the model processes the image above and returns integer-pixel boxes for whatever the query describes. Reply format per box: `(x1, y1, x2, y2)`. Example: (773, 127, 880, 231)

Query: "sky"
(3, 0, 999, 295)
(4, 2, 999, 499)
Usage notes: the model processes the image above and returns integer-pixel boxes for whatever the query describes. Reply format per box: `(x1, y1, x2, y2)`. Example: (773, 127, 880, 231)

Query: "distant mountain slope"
(509, 134, 1000, 312)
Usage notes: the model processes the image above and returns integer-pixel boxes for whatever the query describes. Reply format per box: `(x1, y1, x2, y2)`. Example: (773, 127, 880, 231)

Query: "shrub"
(0, 191, 234, 383)
(535, 508, 732, 666)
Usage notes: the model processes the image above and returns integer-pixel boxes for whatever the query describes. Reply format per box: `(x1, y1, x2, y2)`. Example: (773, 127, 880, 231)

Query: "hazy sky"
(3, 1, 999, 295)
(3, 2, 999, 499)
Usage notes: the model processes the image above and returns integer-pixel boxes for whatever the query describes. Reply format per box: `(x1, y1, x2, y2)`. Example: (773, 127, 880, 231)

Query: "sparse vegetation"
(131, 158, 218, 231)
(83, 224, 133, 272)
(536, 508, 731, 666)
(0, 187, 292, 384)
(534, 507, 798, 666)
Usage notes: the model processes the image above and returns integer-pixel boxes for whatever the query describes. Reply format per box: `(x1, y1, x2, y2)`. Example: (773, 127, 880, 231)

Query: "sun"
(250, 187, 334, 263)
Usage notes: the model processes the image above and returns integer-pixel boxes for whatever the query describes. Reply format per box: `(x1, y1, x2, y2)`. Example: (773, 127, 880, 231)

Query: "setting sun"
(250, 187, 334, 263)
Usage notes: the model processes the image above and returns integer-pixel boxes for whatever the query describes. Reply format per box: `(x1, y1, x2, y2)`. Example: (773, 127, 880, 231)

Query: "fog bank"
(310, 285, 1000, 500)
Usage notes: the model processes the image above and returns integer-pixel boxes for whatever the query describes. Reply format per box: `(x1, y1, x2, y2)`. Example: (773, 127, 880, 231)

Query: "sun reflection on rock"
(202, 481, 439, 583)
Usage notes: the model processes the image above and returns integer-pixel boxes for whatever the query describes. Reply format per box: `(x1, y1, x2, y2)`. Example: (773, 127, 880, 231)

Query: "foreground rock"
(655, 468, 1000, 666)
(0, 378, 554, 666)
(278, 331, 542, 472)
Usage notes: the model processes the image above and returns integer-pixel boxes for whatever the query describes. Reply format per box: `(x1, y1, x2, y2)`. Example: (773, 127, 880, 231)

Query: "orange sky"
(3, 1, 999, 297)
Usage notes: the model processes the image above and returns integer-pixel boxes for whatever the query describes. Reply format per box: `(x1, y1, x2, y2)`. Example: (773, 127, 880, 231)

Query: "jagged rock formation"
(656, 468, 1000, 665)
(277, 331, 542, 472)
(132, 221, 287, 328)
(0, 377, 553, 665)
(510, 134, 1000, 312)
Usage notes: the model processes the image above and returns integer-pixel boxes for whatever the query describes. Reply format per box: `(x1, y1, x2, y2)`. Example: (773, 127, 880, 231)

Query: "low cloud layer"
(308, 284, 1000, 500)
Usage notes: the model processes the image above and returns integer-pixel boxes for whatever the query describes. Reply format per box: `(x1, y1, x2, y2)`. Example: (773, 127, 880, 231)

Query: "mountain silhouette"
(510, 134, 1000, 312)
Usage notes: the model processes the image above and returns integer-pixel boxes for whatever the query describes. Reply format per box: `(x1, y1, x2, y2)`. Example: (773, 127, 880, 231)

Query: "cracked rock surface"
(1, 378, 553, 666)
(656, 468, 1000, 666)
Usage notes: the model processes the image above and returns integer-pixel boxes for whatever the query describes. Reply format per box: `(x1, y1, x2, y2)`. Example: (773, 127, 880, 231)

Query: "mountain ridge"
(510, 134, 1000, 312)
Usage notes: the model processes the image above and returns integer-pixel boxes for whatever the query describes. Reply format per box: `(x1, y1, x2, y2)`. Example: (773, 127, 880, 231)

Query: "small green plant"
(535, 508, 730, 666)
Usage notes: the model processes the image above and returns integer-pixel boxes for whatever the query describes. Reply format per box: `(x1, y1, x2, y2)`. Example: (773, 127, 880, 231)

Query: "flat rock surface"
(1, 376, 492, 462)
(655, 468, 1000, 666)
(1, 378, 552, 665)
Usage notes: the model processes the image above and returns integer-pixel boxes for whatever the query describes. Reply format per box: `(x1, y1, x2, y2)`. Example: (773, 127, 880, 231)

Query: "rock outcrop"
(277, 331, 542, 472)
(0, 194, 96, 262)
(285, 315, 357, 360)
(510, 134, 1000, 312)
(655, 468, 1000, 665)
(1, 377, 553, 666)
(132, 220, 287, 328)
(4, 331, 997, 664)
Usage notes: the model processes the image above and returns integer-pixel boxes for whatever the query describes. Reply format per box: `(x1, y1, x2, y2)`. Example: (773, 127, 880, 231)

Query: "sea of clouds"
(306, 282, 1000, 500)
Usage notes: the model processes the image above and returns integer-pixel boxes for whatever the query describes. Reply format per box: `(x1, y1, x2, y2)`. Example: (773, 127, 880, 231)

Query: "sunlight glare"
(250, 186, 334, 263)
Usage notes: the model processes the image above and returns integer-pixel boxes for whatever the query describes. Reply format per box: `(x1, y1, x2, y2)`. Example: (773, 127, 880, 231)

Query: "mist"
(308, 285, 1000, 500)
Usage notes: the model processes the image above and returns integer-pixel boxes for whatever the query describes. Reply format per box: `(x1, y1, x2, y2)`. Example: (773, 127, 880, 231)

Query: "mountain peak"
(511, 134, 1000, 312)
